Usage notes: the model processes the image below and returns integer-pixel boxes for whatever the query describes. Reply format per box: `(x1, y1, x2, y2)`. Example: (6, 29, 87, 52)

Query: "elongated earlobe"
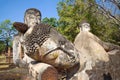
(13, 22, 29, 34)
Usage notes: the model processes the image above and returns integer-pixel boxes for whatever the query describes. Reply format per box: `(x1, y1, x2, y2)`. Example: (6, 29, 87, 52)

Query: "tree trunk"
(5, 40, 9, 53)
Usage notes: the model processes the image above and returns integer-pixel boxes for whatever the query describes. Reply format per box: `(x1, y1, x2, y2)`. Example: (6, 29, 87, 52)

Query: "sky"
(0, 0, 60, 23)
(0, 0, 119, 23)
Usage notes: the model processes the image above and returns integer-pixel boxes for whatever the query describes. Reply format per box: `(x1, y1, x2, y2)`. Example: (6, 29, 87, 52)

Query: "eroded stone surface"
(86, 51, 120, 80)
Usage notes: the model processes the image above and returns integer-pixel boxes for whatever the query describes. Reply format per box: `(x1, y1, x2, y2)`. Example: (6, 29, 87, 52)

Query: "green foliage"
(0, 41, 5, 53)
(0, 20, 17, 52)
(57, 0, 94, 41)
(57, 0, 120, 44)
(42, 17, 59, 27)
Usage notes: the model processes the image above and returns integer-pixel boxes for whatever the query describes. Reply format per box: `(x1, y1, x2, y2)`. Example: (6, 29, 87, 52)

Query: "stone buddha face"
(24, 8, 41, 27)
(80, 22, 90, 31)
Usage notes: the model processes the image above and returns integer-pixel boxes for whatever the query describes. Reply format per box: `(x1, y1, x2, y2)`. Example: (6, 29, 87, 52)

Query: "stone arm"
(49, 28, 76, 59)
(100, 41, 120, 51)
(101, 42, 120, 51)
(44, 46, 75, 58)
(13, 34, 28, 68)
(13, 22, 76, 59)
(13, 34, 20, 65)
(90, 32, 120, 52)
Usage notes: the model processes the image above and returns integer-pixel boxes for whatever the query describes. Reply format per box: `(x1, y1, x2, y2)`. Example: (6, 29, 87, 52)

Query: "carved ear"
(13, 22, 29, 34)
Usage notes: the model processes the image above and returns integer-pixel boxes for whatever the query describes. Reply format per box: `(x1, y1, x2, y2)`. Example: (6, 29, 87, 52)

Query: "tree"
(42, 17, 59, 27)
(0, 40, 5, 53)
(57, 0, 96, 41)
(57, 0, 120, 45)
(0, 20, 17, 52)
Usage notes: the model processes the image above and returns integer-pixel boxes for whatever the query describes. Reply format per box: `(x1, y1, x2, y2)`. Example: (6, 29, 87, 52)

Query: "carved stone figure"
(13, 8, 41, 67)
(74, 21, 107, 80)
(13, 22, 80, 69)
(74, 21, 120, 80)
(13, 8, 61, 80)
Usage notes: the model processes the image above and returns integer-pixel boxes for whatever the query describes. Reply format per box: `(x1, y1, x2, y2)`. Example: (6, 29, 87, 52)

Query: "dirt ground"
(0, 65, 29, 80)
(0, 54, 31, 80)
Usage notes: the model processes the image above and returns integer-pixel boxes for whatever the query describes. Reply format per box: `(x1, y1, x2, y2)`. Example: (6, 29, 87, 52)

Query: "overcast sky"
(0, 0, 59, 22)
